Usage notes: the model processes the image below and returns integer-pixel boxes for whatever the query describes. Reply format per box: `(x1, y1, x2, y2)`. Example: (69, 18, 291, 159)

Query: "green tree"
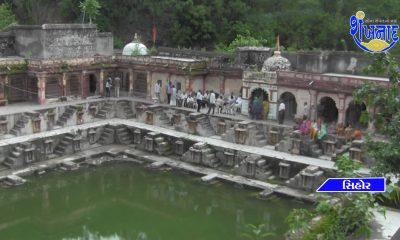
(286, 156, 383, 240)
(0, 3, 17, 30)
(353, 53, 400, 176)
(79, 0, 101, 24)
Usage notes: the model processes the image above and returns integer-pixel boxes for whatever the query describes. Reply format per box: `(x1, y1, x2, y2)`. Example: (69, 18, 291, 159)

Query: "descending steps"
(54, 133, 75, 155)
(118, 101, 134, 119)
(96, 102, 113, 119)
(115, 126, 132, 144)
(99, 125, 115, 145)
(3, 145, 24, 168)
(56, 106, 76, 127)
(10, 115, 30, 136)
(197, 115, 215, 136)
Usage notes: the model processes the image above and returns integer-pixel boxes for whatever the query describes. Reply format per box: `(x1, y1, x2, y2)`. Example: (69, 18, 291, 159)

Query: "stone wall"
(95, 32, 113, 56)
(11, 24, 112, 59)
(0, 32, 15, 57)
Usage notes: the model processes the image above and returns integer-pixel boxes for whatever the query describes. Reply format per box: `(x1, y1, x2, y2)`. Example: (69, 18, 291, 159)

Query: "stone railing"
(28, 56, 113, 70)
(277, 71, 390, 89)
(243, 71, 277, 81)
(113, 55, 207, 69)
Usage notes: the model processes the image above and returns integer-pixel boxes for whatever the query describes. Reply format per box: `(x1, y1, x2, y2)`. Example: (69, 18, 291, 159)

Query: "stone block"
(279, 162, 291, 179)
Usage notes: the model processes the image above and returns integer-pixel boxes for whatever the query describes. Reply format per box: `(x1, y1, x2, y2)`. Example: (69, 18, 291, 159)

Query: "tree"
(286, 156, 384, 240)
(79, 0, 100, 24)
(353, 53, 400, 176)
(0, 3, 17, 30)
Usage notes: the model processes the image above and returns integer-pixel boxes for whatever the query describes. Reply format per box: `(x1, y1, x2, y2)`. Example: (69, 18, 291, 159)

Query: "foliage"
(286, 156, 383, 240)
(60, 62, 71, 71)
(353, 53, 400, 176)
(376, 183, 400, 209)
(149, 46, 158, 55)
(240, 224, 275, 240)
(0, 62, 28, 74)
(0, 3, 17, 30)
(79, 0, 100, 24)
(216, 32, 268, 53)
(8, 0, 400, 50)
(113, 36, 124, 49)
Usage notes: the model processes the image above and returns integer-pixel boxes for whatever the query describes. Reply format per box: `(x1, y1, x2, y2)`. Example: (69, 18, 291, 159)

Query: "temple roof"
(261, 51, 291, 72)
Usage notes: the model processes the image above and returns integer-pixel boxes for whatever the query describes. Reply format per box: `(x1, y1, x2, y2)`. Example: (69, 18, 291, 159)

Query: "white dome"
(122, 42, 148, 56)
(261, 51, 291, 72)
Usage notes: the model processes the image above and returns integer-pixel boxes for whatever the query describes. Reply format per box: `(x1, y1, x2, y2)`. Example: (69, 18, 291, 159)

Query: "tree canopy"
(4, 0, 400, 51)
(0, 3, 17, 31)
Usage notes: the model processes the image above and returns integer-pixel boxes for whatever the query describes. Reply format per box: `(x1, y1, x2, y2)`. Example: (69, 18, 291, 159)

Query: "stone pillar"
(309, 90, 317, 121)
(146, 71, 152, 99)
(129, 69, 134, 95)
(72, 136, 82, 153)
(62, 73, 67, 96)
(99, 69, 105, 96)
(0, 119, 8, 134)
(44, 139, 53, 156)
(174, 139, 185, 156)
(279, 162, 291, 179)
(134, 129, 142, 144)
(80, 71, 88, 99)
(337, 94, 346, 125)
(88, 129, 97, 144)
(37, 74, 47, 105)
(219, 76, 226, 95)
(186, 75, 192, 92)
(202, 76, 206, 91)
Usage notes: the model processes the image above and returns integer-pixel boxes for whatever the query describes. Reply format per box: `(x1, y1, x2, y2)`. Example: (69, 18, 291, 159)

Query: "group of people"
(298, 115, 363, 149)
(105, 76, 121, 98)
(154, 81, 242, 115)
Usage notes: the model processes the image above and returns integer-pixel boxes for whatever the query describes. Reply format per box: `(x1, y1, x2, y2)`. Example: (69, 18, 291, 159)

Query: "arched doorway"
(249, 88, 269, 120)
(345, 101, 367, 128)
(280, 92, 297, 120)
(318, 97, 338, 123)
(89, 74, 97, 95)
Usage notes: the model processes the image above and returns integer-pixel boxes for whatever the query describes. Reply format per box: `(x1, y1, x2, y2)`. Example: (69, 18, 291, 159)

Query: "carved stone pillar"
(62, 73, 67, 96)
(174, 139, 185, 156)
(337, 94, 346, 125)
(0, 119, 8, 134)
(279, 162, 291, 179)
(37, 74, 47, 105)
(99, 69, 105, 96)
(146, 71, 152, 99)
(129, 69, 134, 95)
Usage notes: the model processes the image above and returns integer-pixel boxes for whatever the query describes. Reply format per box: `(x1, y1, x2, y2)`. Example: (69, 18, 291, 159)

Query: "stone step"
(258, 139, 267, 146)
(11, 151, 21, 157)
(96, 114, 106, 119)
(9, 129, 19, 135)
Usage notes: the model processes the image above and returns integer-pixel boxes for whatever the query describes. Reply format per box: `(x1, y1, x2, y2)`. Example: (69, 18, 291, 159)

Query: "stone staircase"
(183, 142, 218, 167)
(57, 106, 76, 127)
(99, 125, 115, 145)
(3, 144, 24, 168)
(158, 111, 170, 126)
(10, 114, 30, 136)
(96, 102, 113, 119)
(54, 133, 75, 155)
(285, 166, 324, 191)
(254, 131, 268, 147)
(118, 101, 134, 119)
(115, 126, 132, 145)
(154, 136, 173, 155)
(197, 115, 215, 136)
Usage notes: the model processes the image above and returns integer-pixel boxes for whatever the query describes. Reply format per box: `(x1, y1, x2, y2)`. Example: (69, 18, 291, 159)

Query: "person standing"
(105, 78, 112, 98)
(114, 76, 121, 98)
(166, 81, 172, 104)
(196, 90, 203, 112)
(154, 81, 161, 103)
(303, 102, 309, 119)
(207, 90, 216, 115)
(170, 85, 177, 106)
(278, 101, 286, 124)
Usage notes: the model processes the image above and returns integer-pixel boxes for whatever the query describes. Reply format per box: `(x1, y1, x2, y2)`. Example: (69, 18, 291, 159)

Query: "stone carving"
(261, 51, 291, 72)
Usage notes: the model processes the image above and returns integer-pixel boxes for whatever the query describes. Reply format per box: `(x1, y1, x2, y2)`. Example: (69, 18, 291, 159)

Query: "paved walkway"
(0, 96, 296, 128)
(0, 118, 369, 174)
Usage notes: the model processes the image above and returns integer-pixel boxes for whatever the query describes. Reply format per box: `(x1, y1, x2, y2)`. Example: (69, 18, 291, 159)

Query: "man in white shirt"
(278, 101, 286, 124)
(207, 90, 216, 115)
(234, 96, 242, 113)
(154, 81, 161, 103)
(196, 90, 203, 112)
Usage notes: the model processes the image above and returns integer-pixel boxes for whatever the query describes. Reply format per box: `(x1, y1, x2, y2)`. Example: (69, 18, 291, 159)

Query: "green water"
(0, 163, 310, 240)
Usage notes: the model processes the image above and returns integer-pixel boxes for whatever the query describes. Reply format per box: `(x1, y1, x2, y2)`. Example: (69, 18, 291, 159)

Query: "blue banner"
(316, 177, 386, 193)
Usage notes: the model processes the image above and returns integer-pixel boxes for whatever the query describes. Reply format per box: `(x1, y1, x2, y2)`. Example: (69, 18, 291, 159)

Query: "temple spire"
(276, 35, 280, 52)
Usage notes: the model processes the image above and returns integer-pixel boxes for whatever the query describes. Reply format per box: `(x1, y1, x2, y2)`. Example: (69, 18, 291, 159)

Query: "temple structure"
(0, 24, 390, 127)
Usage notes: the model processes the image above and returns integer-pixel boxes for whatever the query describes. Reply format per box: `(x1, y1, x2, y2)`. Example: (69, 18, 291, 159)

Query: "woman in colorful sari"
(262, 99, 269, 120)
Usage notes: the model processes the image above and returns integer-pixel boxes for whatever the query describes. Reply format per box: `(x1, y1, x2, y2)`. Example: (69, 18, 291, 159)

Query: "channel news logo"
(350, 11, 399, 53)
(317, 177, 386, 193)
